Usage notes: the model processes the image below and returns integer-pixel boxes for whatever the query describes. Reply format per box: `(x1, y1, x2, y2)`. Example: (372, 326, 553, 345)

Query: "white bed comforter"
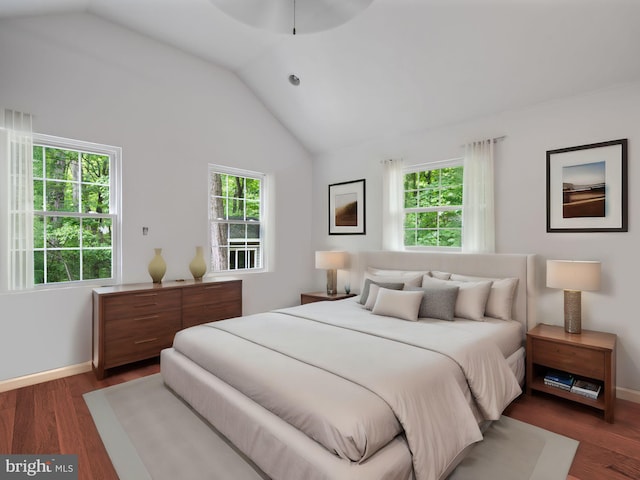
(171, 301, 521, 480)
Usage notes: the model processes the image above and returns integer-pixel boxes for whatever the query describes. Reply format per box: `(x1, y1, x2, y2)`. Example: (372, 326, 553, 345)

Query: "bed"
(161, 251, 536, 480)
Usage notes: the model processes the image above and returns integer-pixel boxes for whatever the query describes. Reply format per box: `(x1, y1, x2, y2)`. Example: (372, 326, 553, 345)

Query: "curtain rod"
(460, 135, 506, 148)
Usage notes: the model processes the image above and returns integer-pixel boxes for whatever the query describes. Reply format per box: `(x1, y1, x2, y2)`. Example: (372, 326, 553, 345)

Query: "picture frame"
(546, 139, 627, 232)
(328, 179, 366, 235)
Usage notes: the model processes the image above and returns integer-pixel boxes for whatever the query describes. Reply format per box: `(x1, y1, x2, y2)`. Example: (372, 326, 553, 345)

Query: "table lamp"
(546, 260, 601, 334)
(315, 251, 346, 295)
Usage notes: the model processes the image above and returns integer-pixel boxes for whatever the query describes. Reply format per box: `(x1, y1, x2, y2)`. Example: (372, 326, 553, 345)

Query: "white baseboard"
(0, 361, 93, 393)
(617, 386, 640, 404)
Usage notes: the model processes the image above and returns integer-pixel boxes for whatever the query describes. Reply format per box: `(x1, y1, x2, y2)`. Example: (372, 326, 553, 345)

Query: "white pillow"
(364, 283, 381, 310)
(367, 267, 429, 278)
(429, 270, 452, 280)
(449, 274, 518, 320)
(360, 270, 423, 298)
(422, 275, 492, 321)
(372, 288, 424, 322)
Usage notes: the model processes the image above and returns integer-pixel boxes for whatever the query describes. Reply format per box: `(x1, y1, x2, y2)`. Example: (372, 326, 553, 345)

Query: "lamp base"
(326, 269, 337, 295)
(564, 290, 582, 333)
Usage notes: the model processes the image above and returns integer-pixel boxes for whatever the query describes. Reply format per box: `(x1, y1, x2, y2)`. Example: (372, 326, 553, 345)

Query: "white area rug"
(84, 374, 578, 480)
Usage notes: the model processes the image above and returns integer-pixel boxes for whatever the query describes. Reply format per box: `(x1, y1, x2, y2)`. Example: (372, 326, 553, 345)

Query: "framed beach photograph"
(328, 179, 366, 235)
(546, 139, 627, 232)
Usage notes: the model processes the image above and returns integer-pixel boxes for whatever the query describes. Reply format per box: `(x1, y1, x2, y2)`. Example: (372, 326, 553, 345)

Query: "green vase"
(189, 246, 207, 281)
(148, 248, 166, 283)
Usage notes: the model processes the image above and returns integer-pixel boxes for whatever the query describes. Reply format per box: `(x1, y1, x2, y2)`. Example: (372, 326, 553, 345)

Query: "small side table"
(300, 292, 356, 305)
(526, 323, 616, 422)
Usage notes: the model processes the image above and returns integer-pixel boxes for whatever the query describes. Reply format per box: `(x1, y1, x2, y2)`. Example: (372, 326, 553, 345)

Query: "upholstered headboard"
(347, 251, 536, 337)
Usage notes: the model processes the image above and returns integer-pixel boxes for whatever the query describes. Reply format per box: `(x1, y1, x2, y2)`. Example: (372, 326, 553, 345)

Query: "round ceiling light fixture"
(210, 0, 374, 35)
(288, 74, 300, 86)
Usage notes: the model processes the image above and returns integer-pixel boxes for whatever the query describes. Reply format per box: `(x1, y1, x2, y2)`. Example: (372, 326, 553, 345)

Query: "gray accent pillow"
(404, 284, 460, 321)
(359, 279, 404, 305)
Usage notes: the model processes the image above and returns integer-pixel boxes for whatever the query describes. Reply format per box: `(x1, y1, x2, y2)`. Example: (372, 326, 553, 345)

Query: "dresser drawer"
(532, 338, 605, 379)
(105, 310, 181, 343)
(103, 289, 181, 319)
(182, 299, 242, 328)
(182, 281, 242, 306)
(104, 329, 178, 369)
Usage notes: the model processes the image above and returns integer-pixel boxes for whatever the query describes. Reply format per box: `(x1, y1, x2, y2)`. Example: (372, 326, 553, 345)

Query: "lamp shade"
(315, 251, 346, 270)
(546, 260, 601, 291)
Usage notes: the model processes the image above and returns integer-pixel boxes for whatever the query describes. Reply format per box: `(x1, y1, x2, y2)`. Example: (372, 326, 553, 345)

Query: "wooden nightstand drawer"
(532, 338, 605, 379)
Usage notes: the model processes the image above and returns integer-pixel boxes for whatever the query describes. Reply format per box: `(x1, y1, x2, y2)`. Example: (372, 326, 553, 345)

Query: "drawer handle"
(134, 303, 158, 308)
(134, 293, 159, 298)
(133, 314, 160, 321)
(203, 286, 221, 290)
(134, 337, 158, 345)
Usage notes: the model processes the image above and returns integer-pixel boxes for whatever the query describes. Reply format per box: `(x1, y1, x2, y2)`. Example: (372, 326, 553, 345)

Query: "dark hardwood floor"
(1, 359, 639, 480)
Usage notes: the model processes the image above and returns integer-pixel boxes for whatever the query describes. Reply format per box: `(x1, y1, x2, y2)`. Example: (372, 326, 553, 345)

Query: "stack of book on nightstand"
(544, 370, 575, 391)
(571, 379, 602, 399)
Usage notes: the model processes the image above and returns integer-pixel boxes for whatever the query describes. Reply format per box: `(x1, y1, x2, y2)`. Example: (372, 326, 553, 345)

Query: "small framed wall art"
(546, 139, 628, 232)
(328, 179, 366, 235)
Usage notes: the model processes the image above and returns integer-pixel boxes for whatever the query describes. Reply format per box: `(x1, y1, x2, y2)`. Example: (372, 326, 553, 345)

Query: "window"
(208, 165, 264, 272)
(32, 134, 120, 285)
(403, 160, 463, 248)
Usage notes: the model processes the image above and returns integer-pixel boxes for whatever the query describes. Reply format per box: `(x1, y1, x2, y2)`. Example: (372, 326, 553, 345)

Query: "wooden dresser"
(92, 278, 242, 379)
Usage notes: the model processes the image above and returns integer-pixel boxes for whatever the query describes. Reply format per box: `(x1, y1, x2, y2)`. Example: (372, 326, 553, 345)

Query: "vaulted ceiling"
(2, 0, 640, 155)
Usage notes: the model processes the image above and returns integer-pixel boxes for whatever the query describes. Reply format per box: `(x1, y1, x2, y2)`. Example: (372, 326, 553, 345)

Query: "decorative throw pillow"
(371, 288, 424, 322)
(449, 274, 519, 320)
(429, 270, 452, 280)
(359, 277, 407, 305)
(422, 276, 492, 321)
(364, 283, 381, 310)
(404, 284, 459, 321)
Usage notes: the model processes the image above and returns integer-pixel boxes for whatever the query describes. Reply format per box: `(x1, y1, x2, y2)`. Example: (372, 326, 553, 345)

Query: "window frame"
(32, 133, 122, 288)
(208, 164, 266, 274)
(402, 158, 464, 251)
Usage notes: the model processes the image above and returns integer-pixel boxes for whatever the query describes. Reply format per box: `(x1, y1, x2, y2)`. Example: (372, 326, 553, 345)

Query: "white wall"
(0, 13, 315, 382)
(312, 82, 640, 392)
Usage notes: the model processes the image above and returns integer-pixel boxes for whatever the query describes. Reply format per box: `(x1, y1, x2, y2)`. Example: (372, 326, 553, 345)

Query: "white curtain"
(2, 109, 34, 290)
(462, 139, 495, 253)
(382, 158, 404, 251)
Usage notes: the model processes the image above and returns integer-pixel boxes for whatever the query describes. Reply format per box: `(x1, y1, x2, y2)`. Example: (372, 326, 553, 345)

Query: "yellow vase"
(189, 246, 207, 281)
(148, 248, 166, 283)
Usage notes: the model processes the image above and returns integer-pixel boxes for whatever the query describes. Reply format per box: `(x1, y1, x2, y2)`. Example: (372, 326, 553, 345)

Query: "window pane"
(83, 218, 112, 247)
(33, 146, 44, 178)
(247, 224, 260, 239)
(230, 223, 246, 240)
(403, 172, 417, 191)
(404, 229, 416, 246)
(404, 212, 416, 229)
(47, 216, 80, 248)
(404, 190, 417, 209)
(82, 183, 110, 213)
(440, 210, 462, 228)
(46, 181, 79, 212)
(34, 216, 45, 249)
(81, 153, 110, 184)
(418, 212, 437, 228)
(33, 179, 44, 210)
(417, 229, 438, 246)
(440, 166, 463, 186)
(246, 201, 260, 220)
(418, 188, 439, 207)
(34, 251, 45, 284)
(82, 249, 112, 280)
(211, 223, 229, 247)
(45, 148, 78, 181)
(47, 250, 80, 283)
(211, 246, 229, 271)
(245, 178, 260, 199)
(441, 186, 462, 206)
(439, 229, 462, 247)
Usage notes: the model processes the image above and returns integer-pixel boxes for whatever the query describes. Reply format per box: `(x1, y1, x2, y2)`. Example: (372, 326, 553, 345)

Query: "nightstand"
(300, 292, 356, 305)
(526, 323, 616, 422)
